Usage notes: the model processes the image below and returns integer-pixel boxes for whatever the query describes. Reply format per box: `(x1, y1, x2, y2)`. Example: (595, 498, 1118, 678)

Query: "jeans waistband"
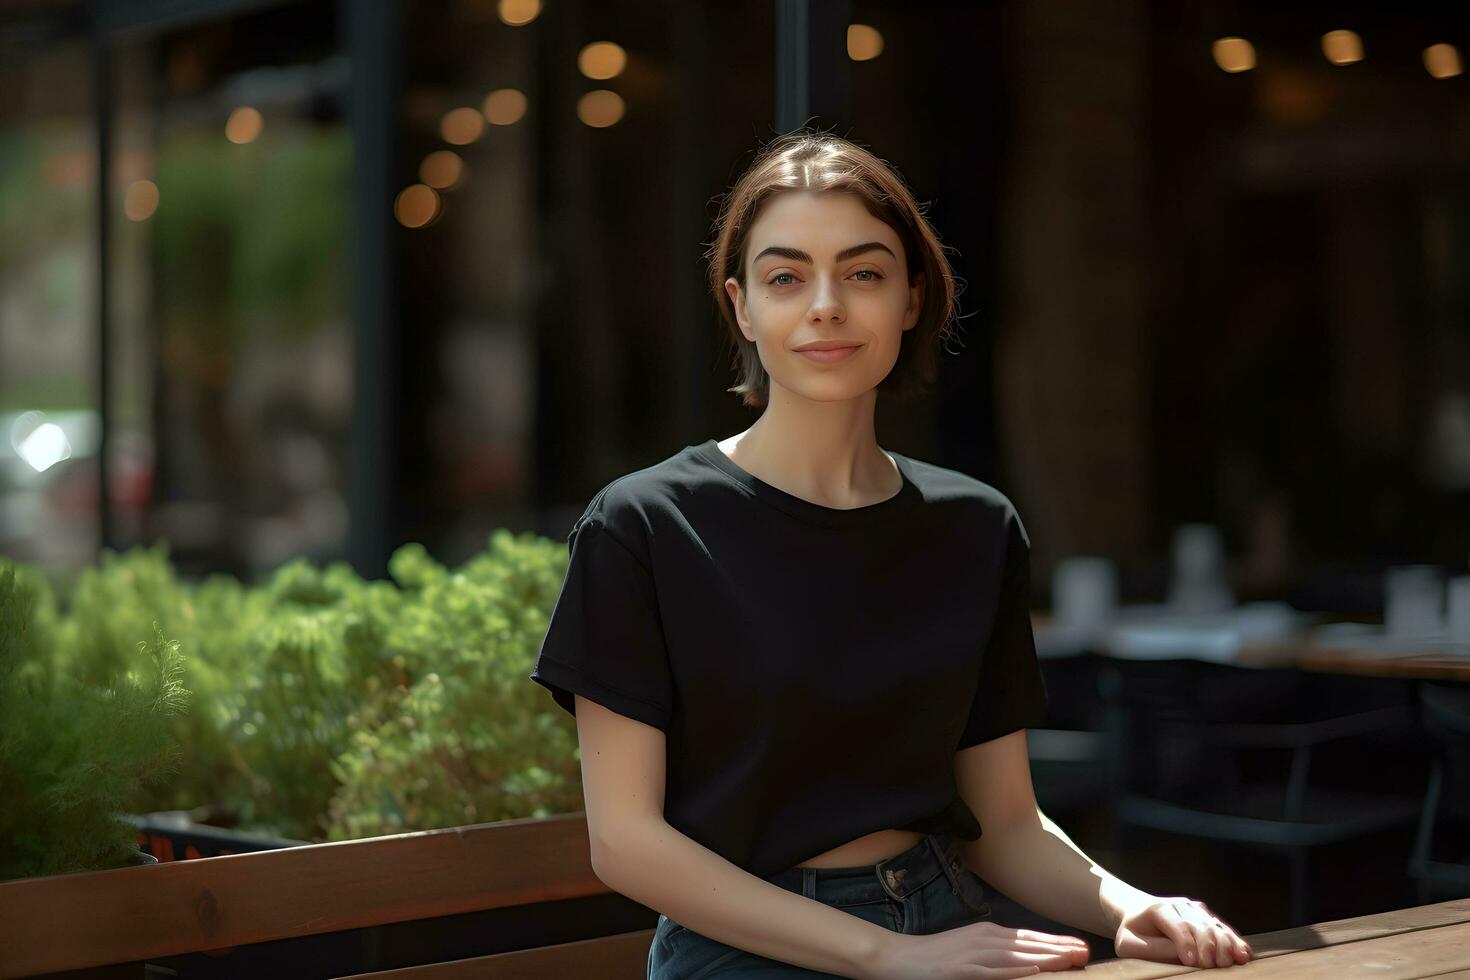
(763, 833, 962, 903)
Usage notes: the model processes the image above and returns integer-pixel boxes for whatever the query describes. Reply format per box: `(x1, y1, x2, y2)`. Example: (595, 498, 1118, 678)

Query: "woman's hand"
(1112, 894, 1253, 969)
(869, 919, 1091, 979)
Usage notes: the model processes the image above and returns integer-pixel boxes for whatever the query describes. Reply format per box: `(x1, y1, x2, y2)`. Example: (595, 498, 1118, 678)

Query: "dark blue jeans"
(646, 833, 994, 979)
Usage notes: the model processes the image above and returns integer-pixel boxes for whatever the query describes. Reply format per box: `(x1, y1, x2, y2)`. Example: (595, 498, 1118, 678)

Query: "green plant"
(0, 562, 189, 880)
(324, 531, 583, 839)
(10, 526, 590, 851)
(51, 545, 241, 823)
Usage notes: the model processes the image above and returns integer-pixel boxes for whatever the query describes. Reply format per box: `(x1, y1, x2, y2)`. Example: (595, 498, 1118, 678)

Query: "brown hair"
(705, 127, 961, 408)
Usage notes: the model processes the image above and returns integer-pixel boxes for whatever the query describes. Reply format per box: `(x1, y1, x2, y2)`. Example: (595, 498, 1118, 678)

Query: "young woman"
(530, 130, 1253, 979)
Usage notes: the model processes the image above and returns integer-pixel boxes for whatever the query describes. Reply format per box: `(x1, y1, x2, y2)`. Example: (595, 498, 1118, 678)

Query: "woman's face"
(725, 190, 924, 403)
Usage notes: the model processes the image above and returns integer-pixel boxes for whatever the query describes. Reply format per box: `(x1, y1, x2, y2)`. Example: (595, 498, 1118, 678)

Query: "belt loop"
(801, 867, 817, 899)
(928, 835, 963, 892)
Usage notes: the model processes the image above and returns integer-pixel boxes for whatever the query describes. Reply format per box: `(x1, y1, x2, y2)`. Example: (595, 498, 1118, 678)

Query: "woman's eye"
(767, 270, 883, 286)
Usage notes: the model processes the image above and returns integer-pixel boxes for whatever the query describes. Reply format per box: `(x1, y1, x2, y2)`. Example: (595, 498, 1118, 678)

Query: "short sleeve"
(529, 517, 674, 733)
(956, 509, 1049, 750)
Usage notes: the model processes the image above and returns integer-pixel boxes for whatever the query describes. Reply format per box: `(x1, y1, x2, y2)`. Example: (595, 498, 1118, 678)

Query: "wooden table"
(1034, 610, 1470, 682)
(1079, 897, 1470, 977)
(1293, 643, 1470, 683)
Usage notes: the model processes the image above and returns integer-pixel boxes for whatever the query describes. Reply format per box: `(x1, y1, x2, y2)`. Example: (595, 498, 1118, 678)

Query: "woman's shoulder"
(897, 452, 1022, 522)
(899, 452, 1031, 559)
(572, 444, 706, 541)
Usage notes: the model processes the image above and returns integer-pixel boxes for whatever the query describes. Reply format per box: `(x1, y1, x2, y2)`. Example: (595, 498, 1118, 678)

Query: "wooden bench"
(0, 812, 653, 979)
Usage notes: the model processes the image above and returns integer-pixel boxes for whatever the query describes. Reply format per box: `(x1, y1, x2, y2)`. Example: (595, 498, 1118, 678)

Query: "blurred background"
(3, 0, 1469, 592)
(3, 0, 1470, 942)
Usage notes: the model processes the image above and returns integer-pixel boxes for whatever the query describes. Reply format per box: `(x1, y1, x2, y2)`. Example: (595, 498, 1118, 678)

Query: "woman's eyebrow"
(751, 242, 896, 266)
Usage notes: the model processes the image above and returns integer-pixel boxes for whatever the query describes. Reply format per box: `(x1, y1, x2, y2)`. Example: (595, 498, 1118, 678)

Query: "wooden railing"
(0, 811, 652, 979)
(6, 812, 1469, 978)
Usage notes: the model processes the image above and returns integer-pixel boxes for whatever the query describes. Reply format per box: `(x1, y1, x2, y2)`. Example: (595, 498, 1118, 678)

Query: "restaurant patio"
(1, 0, 1468, 977)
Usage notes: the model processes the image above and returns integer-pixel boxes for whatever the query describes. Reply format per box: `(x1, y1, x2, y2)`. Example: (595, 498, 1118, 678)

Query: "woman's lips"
(796, 345, 862, 364)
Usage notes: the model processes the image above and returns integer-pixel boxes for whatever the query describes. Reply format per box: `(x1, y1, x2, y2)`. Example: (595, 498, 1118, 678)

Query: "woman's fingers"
(1183, 921, 1247, 969)
(980, 949, 1090, 971)
(1211, 924, 1249, 967)
(1121, 932, 1179, 962)
(1013, 928, 1089, 949)
(1011, 938, 1088, 955)
(1152, 904, 1200, 965)
(1011, 931, 1089, 968)
(1183, 902, 1252, 967)
(1216, 925, 1239, 967)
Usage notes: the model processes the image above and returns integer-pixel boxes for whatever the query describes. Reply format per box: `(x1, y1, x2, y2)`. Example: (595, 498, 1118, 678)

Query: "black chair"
(1407, 682, 1470, 903)
(1029, 653, 1110, 815)
(1098, 659, 1424, 926)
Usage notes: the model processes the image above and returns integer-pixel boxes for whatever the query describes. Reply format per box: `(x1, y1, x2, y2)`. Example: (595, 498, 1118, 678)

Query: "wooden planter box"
(0, 811, 654, 979)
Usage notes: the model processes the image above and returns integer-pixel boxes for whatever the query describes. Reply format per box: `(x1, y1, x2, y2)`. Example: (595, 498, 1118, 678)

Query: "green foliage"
(152, 127, 348, 344)
(325, 531, 583, 839)
(0, 563, 190, 880)
(9, 527, 588, 859)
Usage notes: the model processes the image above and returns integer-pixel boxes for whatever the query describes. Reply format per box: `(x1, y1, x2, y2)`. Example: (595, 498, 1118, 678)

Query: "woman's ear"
(904, 271, 925, 331)
(725, 276, 754, 342)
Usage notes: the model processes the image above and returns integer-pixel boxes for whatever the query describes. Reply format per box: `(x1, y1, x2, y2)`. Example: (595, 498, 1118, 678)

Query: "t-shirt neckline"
(691, 438, 921, 526)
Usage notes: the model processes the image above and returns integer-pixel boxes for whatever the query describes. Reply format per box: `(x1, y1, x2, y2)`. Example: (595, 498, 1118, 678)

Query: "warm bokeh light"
(1424, 43, 1463, 80)
(1322, 29, 1363, 66)
(420, 150, 464, 190)
(440, 107, 485, 145)
(577, 89, 625, 128)
(225, 106, 263, 144)
(1212, 37, 1256, 73)
(578, 41, 627, 80)
(482, 87, 528, 125)
(1255, 67, 1329, 125)
(124, 179, 159, 221)
(395, 184, 441, 228)
(847, 24, 884, 61)
(498, 0, 539, 26)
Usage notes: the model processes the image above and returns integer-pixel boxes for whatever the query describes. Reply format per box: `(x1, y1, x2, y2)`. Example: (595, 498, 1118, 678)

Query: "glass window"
(0, 40, 99, 571)
(109, 2, 350, 579)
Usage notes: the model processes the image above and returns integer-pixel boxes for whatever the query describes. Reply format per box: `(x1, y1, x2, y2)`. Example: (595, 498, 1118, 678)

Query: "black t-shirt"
(529, 438, 1048, 879)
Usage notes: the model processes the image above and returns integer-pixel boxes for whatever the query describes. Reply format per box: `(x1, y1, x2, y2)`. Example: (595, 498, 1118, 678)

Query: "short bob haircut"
(705, 128, 961, 408)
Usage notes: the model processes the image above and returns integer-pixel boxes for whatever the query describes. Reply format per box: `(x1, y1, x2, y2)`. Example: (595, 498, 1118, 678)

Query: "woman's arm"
(953, 730, 1151, 936)
(597, 814, 892, 978)
(578, 695, 889, 979)
(953, 730, 1254, 968)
